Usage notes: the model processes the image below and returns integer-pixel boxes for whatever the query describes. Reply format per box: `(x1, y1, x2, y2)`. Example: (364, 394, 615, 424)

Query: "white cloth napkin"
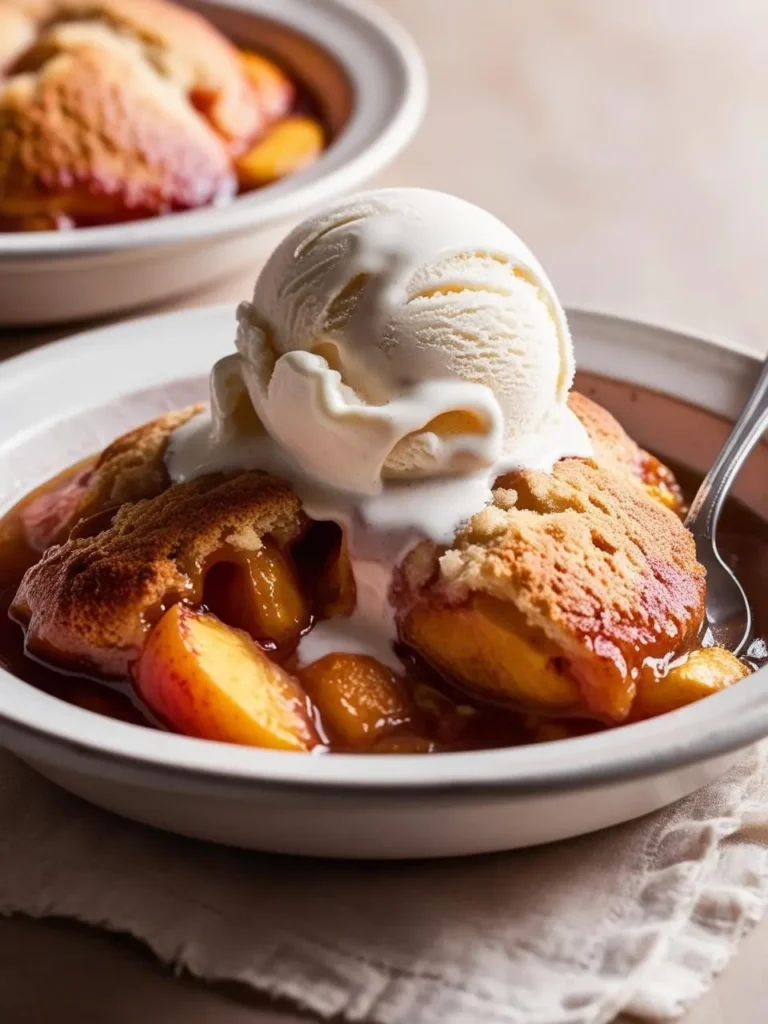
(1, 746, 767, 1024)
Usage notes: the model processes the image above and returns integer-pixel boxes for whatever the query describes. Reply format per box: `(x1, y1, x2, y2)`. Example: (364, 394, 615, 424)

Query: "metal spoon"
(685, 354, 768, 654)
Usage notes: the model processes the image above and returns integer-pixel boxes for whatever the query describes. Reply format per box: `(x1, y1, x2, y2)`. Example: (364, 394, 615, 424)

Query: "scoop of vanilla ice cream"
(225, 188, 586, 495)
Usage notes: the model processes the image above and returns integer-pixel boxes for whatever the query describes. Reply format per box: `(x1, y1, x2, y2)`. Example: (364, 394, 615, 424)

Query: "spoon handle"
(686, 355, 768, 539)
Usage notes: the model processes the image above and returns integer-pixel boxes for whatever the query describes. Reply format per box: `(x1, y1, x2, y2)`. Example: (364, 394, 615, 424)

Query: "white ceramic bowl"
(0, 306, 766, 859)
(0, 0, 426, 326)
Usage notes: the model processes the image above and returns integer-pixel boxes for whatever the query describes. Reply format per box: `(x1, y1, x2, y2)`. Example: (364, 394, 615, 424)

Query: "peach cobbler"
(0, 0, 326, 231)
(0, 189, 759, 753)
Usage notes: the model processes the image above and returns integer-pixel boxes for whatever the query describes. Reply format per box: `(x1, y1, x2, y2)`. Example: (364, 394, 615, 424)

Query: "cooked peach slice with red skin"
(299, 653, 421, 751)
(134, 604, 319, 751)
(19, 466, 93, 552)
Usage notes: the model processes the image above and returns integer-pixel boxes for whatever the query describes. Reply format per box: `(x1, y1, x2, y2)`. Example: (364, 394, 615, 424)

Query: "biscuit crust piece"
(12, 471, 307, 677)
(20, 405, 202, 551)
(4, 0, 263, 140)
(0, 0, 265, 225)
(74, 404, 204, 520)
(398, 395, 704, 721)
(564, 392, 683, 511)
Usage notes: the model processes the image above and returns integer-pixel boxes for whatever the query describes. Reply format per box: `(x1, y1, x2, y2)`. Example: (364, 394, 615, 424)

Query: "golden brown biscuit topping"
(20, 405, 202, 551)
(12, 470, 306, 677)
(397, 393, 704, 721)
(0, 0, 298, 226)
(3, 0, 262, 141)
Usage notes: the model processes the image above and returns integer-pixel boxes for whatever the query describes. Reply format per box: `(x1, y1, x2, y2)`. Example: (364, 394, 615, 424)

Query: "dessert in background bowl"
(0, 0, 327, 231)
(0, 190, 766, 856)
(0, 0, 426, 324)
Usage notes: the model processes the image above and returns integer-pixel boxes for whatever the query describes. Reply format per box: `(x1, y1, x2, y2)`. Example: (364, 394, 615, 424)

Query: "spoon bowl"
(690, 544, 752, 654)
(685, 355, 768, 655)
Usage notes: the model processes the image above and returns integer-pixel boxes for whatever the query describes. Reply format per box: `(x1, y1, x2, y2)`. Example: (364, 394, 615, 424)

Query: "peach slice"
(638, 454, 685, 514)
(291, 521, 356, 621)
(203, 540, 309, 648)
(239, 51, 296, 123)
(403, 595, 585, 717)
(20, 466, 93, 552)
(315, 536, 356, 619)
(299, 653, 418, 751)
(236, 116, 324, 188)
(134, 604, 319, 751)
(631, 646, 747, 721)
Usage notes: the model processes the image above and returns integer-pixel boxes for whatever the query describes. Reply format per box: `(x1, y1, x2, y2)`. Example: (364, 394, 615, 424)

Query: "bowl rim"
(0, 0, 428, 260)
(0, 304, 766, 799)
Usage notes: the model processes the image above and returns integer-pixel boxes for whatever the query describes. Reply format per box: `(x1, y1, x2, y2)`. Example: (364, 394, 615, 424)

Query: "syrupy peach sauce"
(0, 459, 150, 726)
(1, 461, 766, 751)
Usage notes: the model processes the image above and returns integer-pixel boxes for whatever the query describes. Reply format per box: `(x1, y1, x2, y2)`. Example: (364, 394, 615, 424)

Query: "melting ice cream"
(167, 188, 591, 666)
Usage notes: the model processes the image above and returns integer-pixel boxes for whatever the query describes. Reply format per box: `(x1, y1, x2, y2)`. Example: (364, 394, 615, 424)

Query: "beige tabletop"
(2, 2, 768, 1021)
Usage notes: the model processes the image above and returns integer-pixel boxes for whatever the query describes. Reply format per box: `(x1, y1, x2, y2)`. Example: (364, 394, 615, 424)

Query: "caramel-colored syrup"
(0, 464, 153, 728)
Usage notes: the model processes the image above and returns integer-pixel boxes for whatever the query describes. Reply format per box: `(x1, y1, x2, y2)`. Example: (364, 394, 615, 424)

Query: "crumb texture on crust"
(18, 405, 202, 553)
(79, 404, 203, 518)
(398, 392, 703, 721)
(568, 392, 640, 470)
(0, 0, 264, 223)
(12, 471, 306, 678)
(566, 392, 683, 510)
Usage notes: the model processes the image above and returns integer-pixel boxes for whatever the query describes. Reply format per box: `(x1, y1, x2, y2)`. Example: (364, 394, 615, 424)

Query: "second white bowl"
(0, 0, 427, 326)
